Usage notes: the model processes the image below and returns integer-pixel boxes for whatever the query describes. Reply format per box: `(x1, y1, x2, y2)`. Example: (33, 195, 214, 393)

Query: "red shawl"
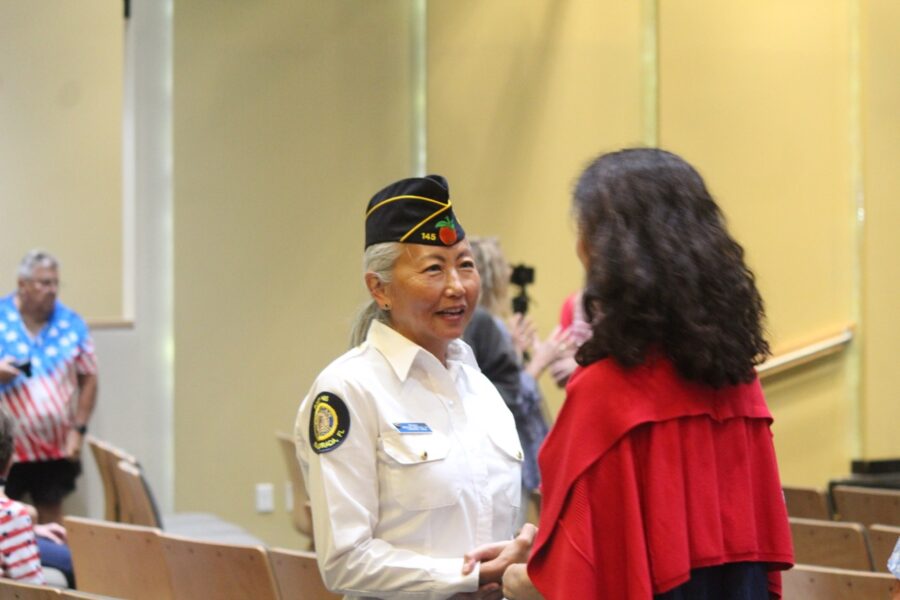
(528, 357, 793, 598)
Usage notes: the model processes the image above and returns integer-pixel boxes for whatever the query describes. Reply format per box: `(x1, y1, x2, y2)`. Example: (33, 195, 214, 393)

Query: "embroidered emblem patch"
(309, 392, 350, 454)
(434, 217, 457, 245)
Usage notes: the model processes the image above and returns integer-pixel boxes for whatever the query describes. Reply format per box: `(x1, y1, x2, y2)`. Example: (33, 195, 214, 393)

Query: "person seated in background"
(463, 237, 573, 508)
(0, 404, 46, 584)
(34, 520, 74, 589)
(0, 406, 74, 587)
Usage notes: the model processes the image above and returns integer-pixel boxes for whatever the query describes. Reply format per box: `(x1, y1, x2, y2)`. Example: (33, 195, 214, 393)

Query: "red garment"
(558, 292, 577, 330)
(529, 357, 793, 599)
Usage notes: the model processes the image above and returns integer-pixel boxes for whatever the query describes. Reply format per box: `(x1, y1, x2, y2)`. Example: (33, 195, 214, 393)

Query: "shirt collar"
(366, 319, 478, 381)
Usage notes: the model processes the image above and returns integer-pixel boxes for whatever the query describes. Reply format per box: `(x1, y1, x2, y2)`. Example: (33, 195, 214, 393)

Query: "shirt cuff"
(429, 557, 479, 596)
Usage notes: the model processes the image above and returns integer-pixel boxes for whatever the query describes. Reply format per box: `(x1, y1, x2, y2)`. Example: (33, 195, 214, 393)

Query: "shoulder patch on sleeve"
(309, 392, 351, 454)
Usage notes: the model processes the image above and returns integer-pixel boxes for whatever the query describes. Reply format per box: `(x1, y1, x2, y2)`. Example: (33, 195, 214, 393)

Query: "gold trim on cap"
(399, 204, 451, 242)
(365, 194, 449, 219)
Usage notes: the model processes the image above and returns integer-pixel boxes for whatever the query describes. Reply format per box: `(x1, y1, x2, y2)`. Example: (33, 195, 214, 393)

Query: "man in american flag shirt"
(0, 250, 98, 525)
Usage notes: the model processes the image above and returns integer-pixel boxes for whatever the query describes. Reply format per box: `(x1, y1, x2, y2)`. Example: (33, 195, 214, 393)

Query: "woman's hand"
(503, 564, 544, 600)
(549, 355, 578, 387)
(461, 523, 537, 584)
(34, 522, 67, 545)
(508, 314, 537, 364)
(548, 320, 593, 387)
(525, 326, 577, 380)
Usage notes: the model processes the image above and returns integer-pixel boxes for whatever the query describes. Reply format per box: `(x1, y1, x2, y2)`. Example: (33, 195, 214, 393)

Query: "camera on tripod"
(510, 264, 535, 315)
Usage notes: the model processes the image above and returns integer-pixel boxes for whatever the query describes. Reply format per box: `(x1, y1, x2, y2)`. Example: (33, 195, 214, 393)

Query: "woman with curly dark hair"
(572, 148, 771, 387)
(477, 149, 794, 599)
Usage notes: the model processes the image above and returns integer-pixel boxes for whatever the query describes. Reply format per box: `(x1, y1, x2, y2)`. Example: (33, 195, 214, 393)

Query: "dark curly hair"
(573, 148, 769, 387)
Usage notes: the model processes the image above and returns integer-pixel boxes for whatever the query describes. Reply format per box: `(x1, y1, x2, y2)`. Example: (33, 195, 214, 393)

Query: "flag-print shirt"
(0, 496, 44, 583)
(0, 294, 97, 462)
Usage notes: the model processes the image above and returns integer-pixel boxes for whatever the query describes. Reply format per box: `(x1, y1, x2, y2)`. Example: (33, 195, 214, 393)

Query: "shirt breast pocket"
(379, 431, 460, 511)
(488, 428, 524, 509)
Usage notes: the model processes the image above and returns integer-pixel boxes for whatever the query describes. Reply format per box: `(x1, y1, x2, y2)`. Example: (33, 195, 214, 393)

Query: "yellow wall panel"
(862, 0, 900, 459)
(173, 1, 413, 547)
(659, 0, 856, 485)
(0, 1, 123, 320)
(427, 0, 645, 413)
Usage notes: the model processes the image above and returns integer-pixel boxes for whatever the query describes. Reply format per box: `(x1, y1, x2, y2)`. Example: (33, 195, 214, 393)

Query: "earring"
(383, 304, 391, 311)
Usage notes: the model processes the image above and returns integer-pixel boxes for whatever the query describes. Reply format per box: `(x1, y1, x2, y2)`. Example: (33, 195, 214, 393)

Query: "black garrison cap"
(364, 174, 466, 248)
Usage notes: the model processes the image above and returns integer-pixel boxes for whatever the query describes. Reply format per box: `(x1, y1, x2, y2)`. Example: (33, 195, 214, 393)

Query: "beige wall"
(862, 0, 900, 458)
(658, 0, 857, 484)
(173, 1, 413, 547)
(0, 1, 123, 320)
(427, 0, 646, 416)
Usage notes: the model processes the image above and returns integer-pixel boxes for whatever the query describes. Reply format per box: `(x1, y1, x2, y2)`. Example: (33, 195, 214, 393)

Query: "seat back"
(160, 533, 279, 600)
(783, 564, 896, 599)
(268, 547, 340, 600)
(64, 515, 173, 600)
(85, 436, 118, 522)
(0, 579, 61, 599)
(833, 485, 900, 527)
(85, 436, 138, 522)
(789, 517, 873, 570)
(783, 485, 832, 520)
(113, 459, 163, 528)
(869, 524, 900, 573)
(60, 591, 126, 600)
(276, 431, 314, 544)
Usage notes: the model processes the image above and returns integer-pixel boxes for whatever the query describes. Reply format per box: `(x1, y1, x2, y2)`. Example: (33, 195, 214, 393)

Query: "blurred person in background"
(463, 237, 573, 510)
(0, 250, 98, 526)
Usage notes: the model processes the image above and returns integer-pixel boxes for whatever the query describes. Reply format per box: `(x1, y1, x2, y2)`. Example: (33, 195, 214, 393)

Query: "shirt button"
(421, 451, 428, 460)
(517, 450, 523, 460)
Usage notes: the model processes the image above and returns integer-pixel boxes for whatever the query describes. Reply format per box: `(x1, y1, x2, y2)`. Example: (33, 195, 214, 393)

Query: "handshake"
(456, 523, 542, 600)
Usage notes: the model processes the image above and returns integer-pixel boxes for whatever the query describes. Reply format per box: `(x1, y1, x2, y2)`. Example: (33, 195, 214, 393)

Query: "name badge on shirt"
(393, 422, 432, 434)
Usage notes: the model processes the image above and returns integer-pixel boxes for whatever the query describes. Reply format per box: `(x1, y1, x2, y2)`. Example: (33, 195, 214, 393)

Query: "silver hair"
(349, 242, 403, 347)
(17, 249, 59, 280)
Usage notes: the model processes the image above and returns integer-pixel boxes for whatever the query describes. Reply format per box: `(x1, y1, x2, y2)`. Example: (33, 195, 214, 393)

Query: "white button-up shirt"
(295, 320, 523, 599)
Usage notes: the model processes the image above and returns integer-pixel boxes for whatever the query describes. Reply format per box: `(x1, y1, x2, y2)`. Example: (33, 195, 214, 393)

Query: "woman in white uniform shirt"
(296, 175, 530, 599)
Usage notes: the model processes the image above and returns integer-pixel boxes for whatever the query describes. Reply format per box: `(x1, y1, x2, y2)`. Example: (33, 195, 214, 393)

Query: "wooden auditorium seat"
(783, 484, 832, 520)
(64, 516, 173, 600)
(782, 564, 896, 599)
(60, 591, 125, 599)
(112, 459, 262, 544)
(268, 547, 340, 600)
(0, 579, 61, 599)
(159, 533, 279, 600)
(85, 435, 137, 522)
(111, 460, 159, 527)
(275, 431, 314, 548)
(868, 524, 900, 573)
(833, 485, 900, 527)
(789, 517, 874, 571)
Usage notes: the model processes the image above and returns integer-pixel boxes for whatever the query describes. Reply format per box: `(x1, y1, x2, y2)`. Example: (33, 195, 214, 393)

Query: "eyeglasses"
(28, 277, 60, 290)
